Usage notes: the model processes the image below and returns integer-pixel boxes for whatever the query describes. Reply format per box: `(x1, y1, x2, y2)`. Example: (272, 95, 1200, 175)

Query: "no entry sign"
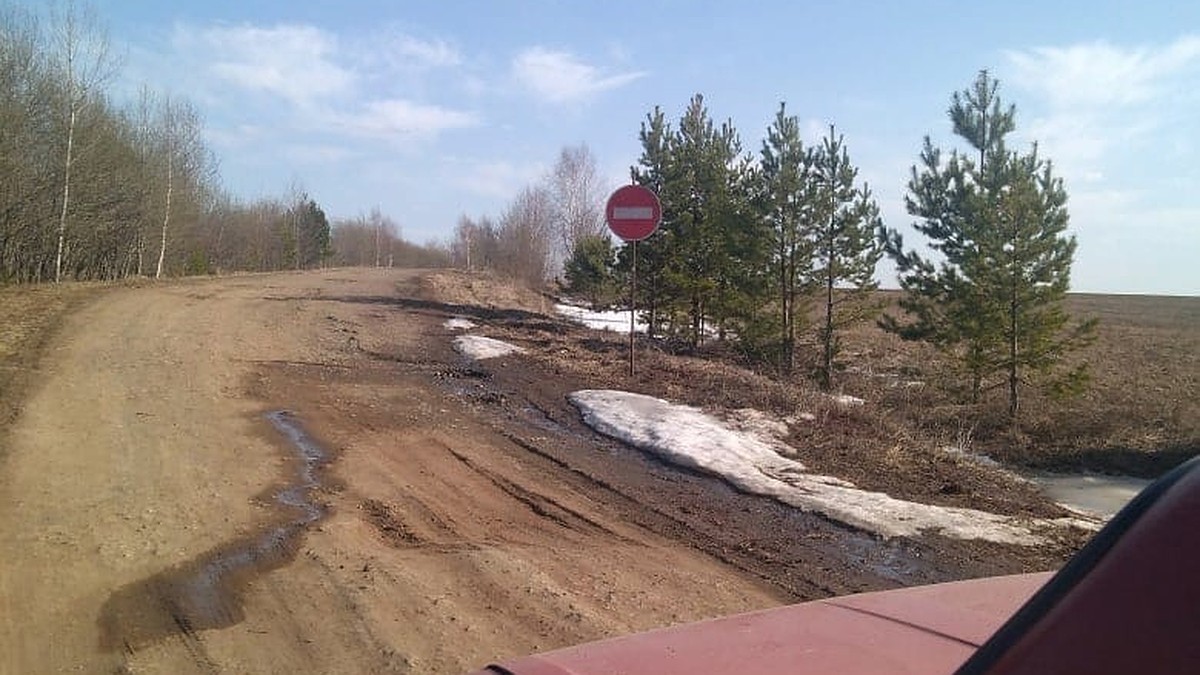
(605, 185, 662, 242)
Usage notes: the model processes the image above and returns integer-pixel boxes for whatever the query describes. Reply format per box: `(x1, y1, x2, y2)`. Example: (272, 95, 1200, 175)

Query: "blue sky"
(22, 1, 1200, 294)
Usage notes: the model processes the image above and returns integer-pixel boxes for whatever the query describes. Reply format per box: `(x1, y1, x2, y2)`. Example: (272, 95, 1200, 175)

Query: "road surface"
(1, 268, 1071, 674)
(0, 270, 785, 674)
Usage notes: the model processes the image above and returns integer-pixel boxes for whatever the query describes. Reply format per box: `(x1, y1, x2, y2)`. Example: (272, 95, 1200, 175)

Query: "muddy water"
(97, 411, 329, 652)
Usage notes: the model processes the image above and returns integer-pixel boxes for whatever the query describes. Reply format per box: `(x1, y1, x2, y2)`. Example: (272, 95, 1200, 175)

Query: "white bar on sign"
(612, 206, 653, 220)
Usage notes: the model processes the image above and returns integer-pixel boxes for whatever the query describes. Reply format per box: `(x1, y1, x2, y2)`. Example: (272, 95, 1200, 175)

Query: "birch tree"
(153, 95, 196, 277)
(49, 0, 118, 282)
(549, 144, 607, 273)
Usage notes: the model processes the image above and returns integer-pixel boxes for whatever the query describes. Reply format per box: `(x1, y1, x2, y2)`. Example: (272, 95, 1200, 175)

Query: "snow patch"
(723, 409, 800, 460)
(453, 335, 524, 360)
(444, 317, 477, 330)
(569, 389, 1059, 545)
(556, 303, 646, 333)
(829, 394, 866, 406)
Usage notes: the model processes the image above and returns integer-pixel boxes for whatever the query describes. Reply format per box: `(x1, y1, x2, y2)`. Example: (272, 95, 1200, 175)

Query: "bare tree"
(498, 185, 555, 286)
(452, 214, 476, 270)
(153, 95, 205, 278)
(0, 7, 49, 281)
(364, 206, 398, 267)
(549, 144, 608, 274)
(49, 0, 119, 282)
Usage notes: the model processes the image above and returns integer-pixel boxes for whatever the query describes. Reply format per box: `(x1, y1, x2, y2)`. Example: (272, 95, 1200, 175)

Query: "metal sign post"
(629, 240, 637, 376)
(605, 185, 661, 377)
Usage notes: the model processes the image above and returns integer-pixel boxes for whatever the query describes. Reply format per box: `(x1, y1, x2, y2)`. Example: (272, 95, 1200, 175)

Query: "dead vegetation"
(0, 282, 104, 443)
(437, 270, 1196, 483)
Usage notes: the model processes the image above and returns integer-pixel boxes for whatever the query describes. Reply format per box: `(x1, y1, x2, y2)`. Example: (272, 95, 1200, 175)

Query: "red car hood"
(473, 572, 1052, 675)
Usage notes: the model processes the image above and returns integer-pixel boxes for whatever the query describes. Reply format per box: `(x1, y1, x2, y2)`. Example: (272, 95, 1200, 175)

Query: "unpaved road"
(0, 268, 1065, 674)
(0, 270, 787, 674)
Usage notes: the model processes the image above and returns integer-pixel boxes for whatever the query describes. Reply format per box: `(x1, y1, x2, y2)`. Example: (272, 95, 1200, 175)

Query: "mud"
(96, 411, 330, 653)
(405, 295, 1080, 597)
(2, 269, 1086, 674)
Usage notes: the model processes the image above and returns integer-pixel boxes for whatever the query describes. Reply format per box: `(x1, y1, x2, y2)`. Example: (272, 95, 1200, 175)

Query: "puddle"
(97, 411, 330, 652)
(1030, 472, 1151, 519)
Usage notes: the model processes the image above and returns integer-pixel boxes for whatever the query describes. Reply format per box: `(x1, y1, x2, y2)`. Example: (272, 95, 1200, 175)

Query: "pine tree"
(628, 106, 673, 337)
(563, 234, 616, 308)
(810, 125, 883, 390)
(629, 94, 753, 349)
(759, 102, 816, 374)
(881, 70, 1095, 420)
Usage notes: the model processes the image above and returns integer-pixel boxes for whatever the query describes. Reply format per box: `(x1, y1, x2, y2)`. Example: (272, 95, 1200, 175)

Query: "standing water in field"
(1030, 472, 1151, 519)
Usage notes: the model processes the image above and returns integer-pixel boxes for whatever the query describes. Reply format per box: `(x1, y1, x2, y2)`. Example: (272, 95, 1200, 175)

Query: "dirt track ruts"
(0, 269, 788, 674)
(1, 268, 1072, 674)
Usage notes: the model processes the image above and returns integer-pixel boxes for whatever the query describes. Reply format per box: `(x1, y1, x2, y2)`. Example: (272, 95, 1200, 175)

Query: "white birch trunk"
(54, 106, 76, 283)
(155, 155, 172, 279)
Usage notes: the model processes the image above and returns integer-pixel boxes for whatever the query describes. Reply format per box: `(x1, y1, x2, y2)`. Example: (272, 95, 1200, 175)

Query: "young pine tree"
(810, 125, 884, 390)
(881, 70, 1095, 420)
(759, 102, 816, 374)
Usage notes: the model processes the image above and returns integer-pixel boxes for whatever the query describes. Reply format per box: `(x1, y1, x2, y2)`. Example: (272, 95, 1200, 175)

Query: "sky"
(446, 320, 1078, 542)
(17, 1, 1200, 295)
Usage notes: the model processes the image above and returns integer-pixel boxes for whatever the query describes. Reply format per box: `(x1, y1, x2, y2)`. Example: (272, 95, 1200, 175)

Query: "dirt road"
(0, 270, 789, 674)
(1, 268, 1075, 674)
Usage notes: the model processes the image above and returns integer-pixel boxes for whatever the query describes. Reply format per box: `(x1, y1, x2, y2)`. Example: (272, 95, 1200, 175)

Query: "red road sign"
(606, 185, 662, 242)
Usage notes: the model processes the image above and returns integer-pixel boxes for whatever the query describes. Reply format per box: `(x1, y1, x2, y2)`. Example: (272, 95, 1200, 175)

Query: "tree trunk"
(823, 259, 834, 390)
(54, 106, 76, 283)
(781, 242, 793, 375)
(820, 169, 837, 391)
(1008, 264, 1020, 422)
(155, 155, 172, 279)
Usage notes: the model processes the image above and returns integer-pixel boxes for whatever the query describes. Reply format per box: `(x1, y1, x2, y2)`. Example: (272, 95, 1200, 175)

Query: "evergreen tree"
(758, 102, 816, 373)
(639, 94, 752, 349)
(562, 234, 616, 308)
(810, 125, 884, 390)
(881, 70, 1095, 419)
(627, 105, 673, 337)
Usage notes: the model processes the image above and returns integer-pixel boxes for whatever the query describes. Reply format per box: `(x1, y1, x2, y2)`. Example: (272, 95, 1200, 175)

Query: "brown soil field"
(0, 268, 1190, 674)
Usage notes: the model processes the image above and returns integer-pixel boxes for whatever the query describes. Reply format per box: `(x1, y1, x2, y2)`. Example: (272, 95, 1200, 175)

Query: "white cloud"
(1006, 36, 1200, 108)
(391, 35, 462, 68)
(334, 99, 479, 140)
(997, 36, 1200, 294)
(1004, 35, 1200, 172)
(166, 21, 480, 149)
(352, 30, 464, 75)
(179, 23, 355, 106)
(512, 47, 645, 104)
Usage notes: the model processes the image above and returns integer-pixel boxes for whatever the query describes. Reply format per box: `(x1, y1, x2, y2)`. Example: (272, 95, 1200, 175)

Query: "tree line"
(448, 144, 609, 288)
(0, 2, 447, 282)
(482, 72, 1093, 421)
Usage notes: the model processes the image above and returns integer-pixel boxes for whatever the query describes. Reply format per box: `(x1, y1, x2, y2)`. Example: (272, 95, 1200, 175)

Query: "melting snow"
(556, 303, 647, 333)
(445, 317, 477, 330)
(569, 389, 1067, 545)
(829, 393, 866, 406)
(453, 335, 524, 360)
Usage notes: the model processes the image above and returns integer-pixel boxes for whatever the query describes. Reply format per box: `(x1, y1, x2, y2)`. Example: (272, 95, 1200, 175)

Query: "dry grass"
(817, 291, 1198, 476)
(478, 278, 1195, 482)
(0, 282, 104, 444)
